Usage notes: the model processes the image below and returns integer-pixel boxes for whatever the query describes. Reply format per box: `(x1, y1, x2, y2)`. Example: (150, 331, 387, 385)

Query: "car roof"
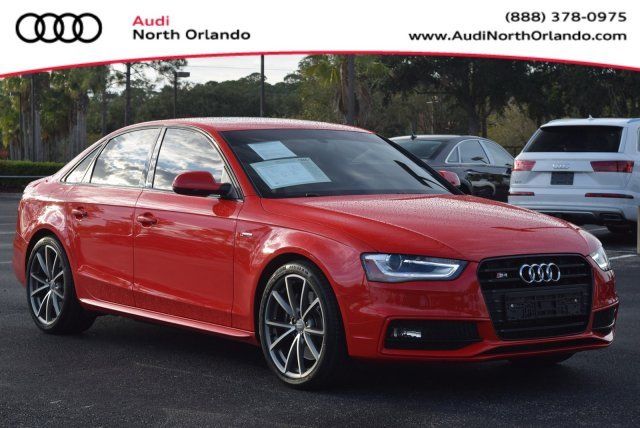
(543, 118, 640, 127)
(390, 135, 478, 142)
(119, 117, 371, 133)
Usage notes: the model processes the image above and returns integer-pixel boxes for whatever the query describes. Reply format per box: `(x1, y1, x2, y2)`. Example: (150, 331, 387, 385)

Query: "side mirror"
(172, 171, 232, 197)
(438, 170, 461, 187)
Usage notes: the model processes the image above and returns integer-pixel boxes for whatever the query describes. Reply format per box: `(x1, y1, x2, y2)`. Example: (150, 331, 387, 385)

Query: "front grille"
(385, 320, 481, 350)
(478, 254, 593, 340)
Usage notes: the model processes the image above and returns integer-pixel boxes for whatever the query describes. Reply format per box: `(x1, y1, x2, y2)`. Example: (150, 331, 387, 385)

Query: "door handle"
(136, 213, 157, 227)
(71, 207, 87, 219)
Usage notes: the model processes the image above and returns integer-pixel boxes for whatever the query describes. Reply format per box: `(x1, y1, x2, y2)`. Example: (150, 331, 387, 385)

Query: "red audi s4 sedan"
(13, 118, 618, 388)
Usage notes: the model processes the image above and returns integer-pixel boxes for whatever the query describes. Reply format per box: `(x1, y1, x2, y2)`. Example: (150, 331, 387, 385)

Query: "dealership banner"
(0, 0, 638, 76)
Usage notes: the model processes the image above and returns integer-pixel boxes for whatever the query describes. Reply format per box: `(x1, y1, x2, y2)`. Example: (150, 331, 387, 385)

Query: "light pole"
(173, 71, 191, 118)
(425, 96, 439, 134)
(260, 55, 266, 117)
(124, 63, 131, 126)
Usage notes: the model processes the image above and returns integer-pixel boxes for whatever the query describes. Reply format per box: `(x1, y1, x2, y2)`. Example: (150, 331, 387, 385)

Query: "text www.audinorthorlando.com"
(409, 30, 627, 42)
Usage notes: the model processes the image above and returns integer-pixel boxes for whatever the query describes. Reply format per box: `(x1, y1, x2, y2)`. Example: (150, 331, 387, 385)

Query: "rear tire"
(26, 236, 95, 334)
(509, 353, 574, 368)
(258, 261, 346, 389)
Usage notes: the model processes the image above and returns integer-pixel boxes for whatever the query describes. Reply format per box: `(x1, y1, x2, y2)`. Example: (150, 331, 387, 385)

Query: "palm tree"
(0, 76, 43, 161)
(50, 66, 109, 159)
(298, 55, 389, 127)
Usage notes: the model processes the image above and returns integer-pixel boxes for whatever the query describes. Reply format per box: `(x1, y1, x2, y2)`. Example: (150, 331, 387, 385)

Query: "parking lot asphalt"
(0, 193, 639, 427)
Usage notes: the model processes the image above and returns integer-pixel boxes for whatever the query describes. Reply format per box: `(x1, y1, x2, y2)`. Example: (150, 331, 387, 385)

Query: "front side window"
(459, 140, 489, 164)
(153, 129, 225, 191)
(91, 128, 159, 187)
(65, 147, 100, 183)
(483, 141, 514, 166)
(222, 129, 450, 198)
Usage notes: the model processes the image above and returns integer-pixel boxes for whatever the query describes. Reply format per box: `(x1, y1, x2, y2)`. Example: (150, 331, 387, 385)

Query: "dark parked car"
(391, 135, 514, 202)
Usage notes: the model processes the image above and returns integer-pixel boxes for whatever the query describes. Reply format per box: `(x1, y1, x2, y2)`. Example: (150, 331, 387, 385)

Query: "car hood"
(260, 194, 591, 262)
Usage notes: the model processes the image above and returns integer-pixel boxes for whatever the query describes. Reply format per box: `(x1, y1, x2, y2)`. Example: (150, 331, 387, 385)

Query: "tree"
(0, 79, 22, 159)
(516, 63, 640, 124)
(49, 66, 109, 159)
(298, 55, 389, 127)
(112, 60, 187, 125)
(384, 57, 529, 136)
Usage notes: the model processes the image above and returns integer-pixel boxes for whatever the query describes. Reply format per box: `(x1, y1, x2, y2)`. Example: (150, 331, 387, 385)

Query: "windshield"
(526, 125, 622, 153)
(221, 129, 450, 198)
(395, 139, 447, 159)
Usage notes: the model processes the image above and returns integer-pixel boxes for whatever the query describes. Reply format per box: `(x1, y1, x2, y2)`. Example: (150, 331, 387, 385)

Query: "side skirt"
(79, 297, 257, 344)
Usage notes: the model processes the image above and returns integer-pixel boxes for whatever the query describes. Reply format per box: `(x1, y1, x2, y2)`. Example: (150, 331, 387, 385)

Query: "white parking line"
(0, 261, 12, 264)
(609, 254, 637, 261)
(0, 231, 15, 235)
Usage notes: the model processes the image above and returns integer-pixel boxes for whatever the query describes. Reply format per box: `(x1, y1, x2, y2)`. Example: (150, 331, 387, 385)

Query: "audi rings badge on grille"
(16, 13, 102, 43)
(518, 263, 561, 284)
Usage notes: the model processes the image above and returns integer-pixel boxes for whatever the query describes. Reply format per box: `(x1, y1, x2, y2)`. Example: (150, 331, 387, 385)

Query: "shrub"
(0, 160, 64, 191)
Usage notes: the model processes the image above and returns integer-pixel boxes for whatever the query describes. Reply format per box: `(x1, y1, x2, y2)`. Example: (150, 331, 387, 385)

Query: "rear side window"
(65, 147, 100, 183)
(396, 139, 447, 159)
(459, 140, 489, 164)
(91, 128, 159, 187)
(153, 128, 225, 191)
(483, 141, 514, 166)
(447, 146, 459, 163)
(526, 126, 622, 153)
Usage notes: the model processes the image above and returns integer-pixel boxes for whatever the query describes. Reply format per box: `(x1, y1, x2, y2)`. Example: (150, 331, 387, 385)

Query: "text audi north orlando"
(13, 118, 618, 388)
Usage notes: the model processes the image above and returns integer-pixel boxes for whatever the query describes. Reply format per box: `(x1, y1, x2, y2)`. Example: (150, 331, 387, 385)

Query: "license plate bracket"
(505, 290, 583, 321)
(551, 172, 574, 185)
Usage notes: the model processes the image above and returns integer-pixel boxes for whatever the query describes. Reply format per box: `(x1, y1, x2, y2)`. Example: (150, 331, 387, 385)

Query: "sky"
(111, 54, 306, 87)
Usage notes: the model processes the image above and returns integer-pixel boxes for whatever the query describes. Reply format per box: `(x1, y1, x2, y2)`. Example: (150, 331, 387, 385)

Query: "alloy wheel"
(28, 244, 65, 325)
(264, 274, 325, 378)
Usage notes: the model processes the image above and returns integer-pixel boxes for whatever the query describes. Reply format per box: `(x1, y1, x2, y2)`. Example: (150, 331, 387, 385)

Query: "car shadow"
(72, 314, 609, 400)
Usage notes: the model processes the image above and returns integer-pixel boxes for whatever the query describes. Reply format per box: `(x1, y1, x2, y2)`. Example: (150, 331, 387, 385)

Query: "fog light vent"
(592, 307, 617, 335)
(385, 320, 480, 350)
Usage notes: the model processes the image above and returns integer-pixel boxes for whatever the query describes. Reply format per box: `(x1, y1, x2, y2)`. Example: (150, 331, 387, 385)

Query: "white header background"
(1, 0, 638, 76)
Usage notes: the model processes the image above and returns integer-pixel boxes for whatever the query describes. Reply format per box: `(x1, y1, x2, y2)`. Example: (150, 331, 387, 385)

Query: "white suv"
(509, 118, 639, 233)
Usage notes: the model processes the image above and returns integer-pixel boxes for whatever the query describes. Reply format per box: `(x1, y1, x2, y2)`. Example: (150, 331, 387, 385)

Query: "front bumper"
(342, 258, 618, 361)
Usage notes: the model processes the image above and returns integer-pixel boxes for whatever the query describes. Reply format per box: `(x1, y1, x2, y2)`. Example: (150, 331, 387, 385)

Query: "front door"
(133, 128, 241, 326)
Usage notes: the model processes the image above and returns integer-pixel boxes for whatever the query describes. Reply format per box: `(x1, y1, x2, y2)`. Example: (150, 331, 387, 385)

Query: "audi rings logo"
(16, 13, 102, 44)
(518, 263, 562, 284)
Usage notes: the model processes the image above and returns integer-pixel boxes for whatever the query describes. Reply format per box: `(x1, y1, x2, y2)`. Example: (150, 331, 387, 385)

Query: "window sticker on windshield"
(250, 157, 331, 189)
(248, 141, 296, 160)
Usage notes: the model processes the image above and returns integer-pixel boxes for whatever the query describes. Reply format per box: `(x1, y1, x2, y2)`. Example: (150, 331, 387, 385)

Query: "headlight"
(590, 246, 612, 271)
(361, 254, 467, 283)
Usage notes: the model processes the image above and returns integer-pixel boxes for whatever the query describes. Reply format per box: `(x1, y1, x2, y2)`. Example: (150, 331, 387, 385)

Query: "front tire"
(26, 236, 95, 334)
(258, 261, 346, 389)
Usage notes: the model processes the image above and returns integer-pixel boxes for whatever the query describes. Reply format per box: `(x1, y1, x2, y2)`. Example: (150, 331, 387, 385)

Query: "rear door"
(480, 139, 514, 201)
(514, 125, 631, 190)
(65, 128, 160, 306)
(133, 128, 242, 326)
(449, 139, 499, 199)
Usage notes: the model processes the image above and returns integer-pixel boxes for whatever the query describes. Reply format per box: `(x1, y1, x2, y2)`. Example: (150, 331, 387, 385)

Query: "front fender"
(232, 220, 368, 350)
